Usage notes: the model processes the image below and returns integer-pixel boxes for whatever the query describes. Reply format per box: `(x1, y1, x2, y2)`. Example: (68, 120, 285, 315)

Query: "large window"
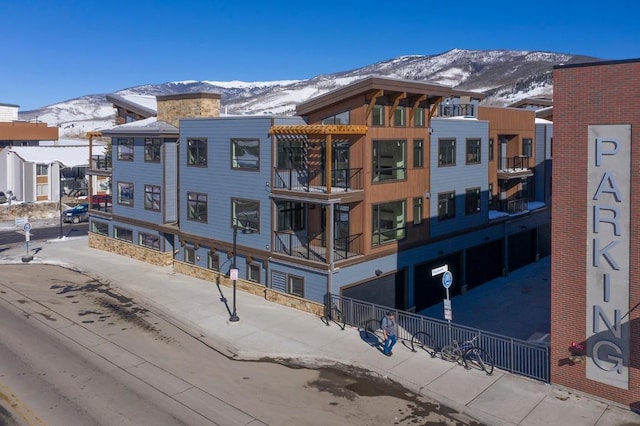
(187, 192, 208, 222)
(438, 192, 456, 221)
(144, 138, 161, 162)
(373, 140, 406, 182)
(114, 226, 133, 242)
(277, 201, 305, 231)
(277, 139, 305, 169)
(37, 184, 48, 196)
(288, 275, 304, 298)
(522, 138, 533, 157)
(231, 138, 259, 170)
(372, 200, 406, 246)
(187, 138, 207, 166)
(394, 107, 405, 127)
(371, 105, 384, 126)
(232, 198, 260, 232)
(414, 107, 425, 127)
(465, 188, 481, 215)
(413, 139, 424, 168)
(466, 139, 481, 164)
(139, 232, 160, 250)
(438, 139, 456, 166)
(413, 197, 423, 225)
(144, 185, 161, 211)
(321, 111, 350, 124)
(117, 138, 134, 161)
(117, 182, 134, 206)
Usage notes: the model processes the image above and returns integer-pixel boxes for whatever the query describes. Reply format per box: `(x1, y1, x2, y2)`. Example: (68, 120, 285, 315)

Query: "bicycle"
(409, 331, 437, 357)
(439, 335, 494, 375)
(321, 302, 346, 330)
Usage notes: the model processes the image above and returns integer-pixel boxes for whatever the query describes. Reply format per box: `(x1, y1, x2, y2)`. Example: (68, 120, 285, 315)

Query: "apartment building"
(90, 76, 551, 313)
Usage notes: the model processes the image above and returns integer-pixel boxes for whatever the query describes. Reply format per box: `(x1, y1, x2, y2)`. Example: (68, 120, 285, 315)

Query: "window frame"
(372, 139, 406, 183)
(465, 187, 481, 215)
(231, 138, 260, 170)
(437, 191, 456, 221)
(413, 139, 424, 168)
(438, 139, 456, 167)
(522, 138, 533, 158)
(208, 251, 219, 271)
(36, 164, 49, 176)
(414, 107, 425, 127)
(117, 181, 134, 207)
(144, 138, 161, 162)
(320, 110, 350, 125)
(288, 274, 304, 298)
(187, 192, 208, 223)
(277, 201, 305, 231)
(117, 138, 134, 161)
(371, 104, 384, 126)
(247, 263, 261, 283)
(187, 138, 207, 167)
(139, 232, 161, 250)
(232, 198, 260, 233)
(144, 184, 161, 211)
(184, 247, 195, 264)
(393, 106, 405, 127)
(489, 138, 494, 161)
(91, 221, 109, 236)
(413, 197, 423, 225)
(114, 226, 133, 242)
(372, 200, 407, 246)
(465, 139, 481, 165)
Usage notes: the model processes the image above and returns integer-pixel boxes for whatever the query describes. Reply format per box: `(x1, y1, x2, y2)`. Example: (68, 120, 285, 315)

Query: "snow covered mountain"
(19, 49, 599, 138)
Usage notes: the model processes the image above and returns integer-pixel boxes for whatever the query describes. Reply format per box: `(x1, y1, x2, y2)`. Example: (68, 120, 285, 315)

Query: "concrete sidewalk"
(0, 234, 638, 426)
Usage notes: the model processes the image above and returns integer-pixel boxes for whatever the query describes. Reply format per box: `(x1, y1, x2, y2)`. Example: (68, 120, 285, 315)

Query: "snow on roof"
(120, 94, 157, 111)
(9, 145, 104, 167)
(535, 117, 553, 124)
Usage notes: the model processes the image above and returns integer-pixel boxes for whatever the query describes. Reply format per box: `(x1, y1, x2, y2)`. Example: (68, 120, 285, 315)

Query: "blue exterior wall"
(534, 122, 553, 204)
(163, 140, 178, 222)
(429, 118, 490, 237)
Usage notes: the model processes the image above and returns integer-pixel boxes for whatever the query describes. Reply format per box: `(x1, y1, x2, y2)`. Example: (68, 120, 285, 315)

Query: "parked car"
(63, 203, 89, 224)
(0, 192, 6, 204)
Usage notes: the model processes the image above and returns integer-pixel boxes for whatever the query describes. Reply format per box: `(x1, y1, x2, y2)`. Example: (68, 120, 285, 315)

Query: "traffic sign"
(431, 264, 448, 276)
(442, 271, 453, 289)
(443, 299, 452, 321)
(23, 222, 32, 233)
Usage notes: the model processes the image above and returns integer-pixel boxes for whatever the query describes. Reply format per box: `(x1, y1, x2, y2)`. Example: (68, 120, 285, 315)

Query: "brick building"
(552, 58, 640, 409)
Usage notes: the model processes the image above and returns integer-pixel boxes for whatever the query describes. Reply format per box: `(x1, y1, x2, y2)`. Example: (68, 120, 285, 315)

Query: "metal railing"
(91, 155, 112, 170)
(329, 294, 550, 382)
(273, 167, 363, 193)
(503, 198, 528, 214)
(499, 155, 530, 171)
(439, 103, 476, 118)
(274, 232, 363, 262)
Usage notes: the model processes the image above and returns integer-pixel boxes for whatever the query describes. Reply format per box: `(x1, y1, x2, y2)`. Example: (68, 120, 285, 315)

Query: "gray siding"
(163, 140, 178, 222)
(111, 136, 164, 224)
(534, 122, 552, 203)
(429, 118, 490, 238)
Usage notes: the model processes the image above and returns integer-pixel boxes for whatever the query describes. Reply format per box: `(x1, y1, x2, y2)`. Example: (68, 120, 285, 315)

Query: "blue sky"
(2, 0, 638, 110)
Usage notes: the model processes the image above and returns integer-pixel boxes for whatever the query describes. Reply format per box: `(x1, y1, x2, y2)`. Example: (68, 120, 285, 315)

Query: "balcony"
(273, 231, 363, 263)
(89, 155, 112, 176)
(438, 103, 476, 118)
(497, 156, 533, 180)
(273, 167, 364, 200)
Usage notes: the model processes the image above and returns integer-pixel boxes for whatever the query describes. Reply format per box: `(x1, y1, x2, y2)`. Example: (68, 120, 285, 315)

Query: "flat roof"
(554, 57, 640, 70)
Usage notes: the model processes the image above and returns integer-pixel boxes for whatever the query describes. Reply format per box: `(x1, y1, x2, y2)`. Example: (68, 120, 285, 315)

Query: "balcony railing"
(91, 155, 112, 170)
(273, 231, 363, 262)
(439, 103, 476, 118)
(499, 155, 530, 171)
(503, 198, 528, 214)
(273, 167, 363, 193)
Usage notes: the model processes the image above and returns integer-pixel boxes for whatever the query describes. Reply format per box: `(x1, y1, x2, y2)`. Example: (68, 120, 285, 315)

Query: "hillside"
(18, 49, 599, 138)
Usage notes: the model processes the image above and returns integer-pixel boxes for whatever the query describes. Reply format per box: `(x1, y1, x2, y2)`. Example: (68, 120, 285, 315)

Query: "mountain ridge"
(18, 48, 600, 138)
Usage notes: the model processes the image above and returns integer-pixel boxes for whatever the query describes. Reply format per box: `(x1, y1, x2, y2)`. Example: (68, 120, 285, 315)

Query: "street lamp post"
(229, 214, 255, 323)
(230, 225, 240, 322)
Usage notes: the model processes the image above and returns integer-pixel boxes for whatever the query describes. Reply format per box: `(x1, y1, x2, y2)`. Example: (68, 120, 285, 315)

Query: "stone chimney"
(156, 92, 221, 128)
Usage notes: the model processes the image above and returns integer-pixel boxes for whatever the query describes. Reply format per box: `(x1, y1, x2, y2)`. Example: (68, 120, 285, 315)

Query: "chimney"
(156, 92, 221, 128)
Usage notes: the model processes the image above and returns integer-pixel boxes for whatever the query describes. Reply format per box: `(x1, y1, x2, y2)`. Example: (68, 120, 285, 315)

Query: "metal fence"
(330, 294, 550, 382)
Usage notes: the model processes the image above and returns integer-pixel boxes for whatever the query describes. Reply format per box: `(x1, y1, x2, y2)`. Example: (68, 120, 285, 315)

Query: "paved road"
(0, 264, 483, 426)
